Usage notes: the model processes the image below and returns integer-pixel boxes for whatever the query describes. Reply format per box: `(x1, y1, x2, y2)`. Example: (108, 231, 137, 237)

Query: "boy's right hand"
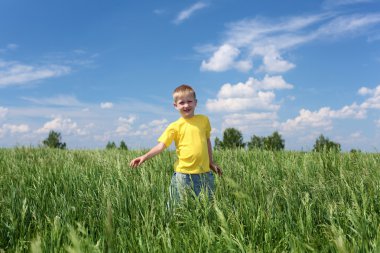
(129, 143, 165, 168)
(210, 163, 223, 176)
(129, 155, 146, 168)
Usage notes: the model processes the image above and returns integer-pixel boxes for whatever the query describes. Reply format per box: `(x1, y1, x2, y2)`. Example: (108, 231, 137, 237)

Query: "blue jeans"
(169, 171, 215, 206)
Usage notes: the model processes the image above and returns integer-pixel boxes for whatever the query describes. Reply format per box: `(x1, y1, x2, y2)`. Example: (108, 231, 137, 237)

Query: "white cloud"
(200, 12, 380, 73)
(116, 115, 136, 135)
(200, 44, 252, 72)
(100, 102, 114, 109)
(4, 124, 29, 134)
(334, 103, 367, 118)
(216, 75, 292, 98)
(0, 96, 177, 148)
(7, 44, 19, 50)
(237, 83, 380, 146)
(281, 103, 366, 132)
(36, 116, 85, 135)
(359, 85, 380, 109)
(350, 131, 363, 139)
(282, 108, 334, 132)
(200, 14, 327, 73)
(154, 9, 166, 15)
(115, 117, 169, 138)
(0, 123, 29, 138)
(0, 106, 8, 119)
(206, 76, 292, 113)
(174, 2, 208, 24)
(0, 43, 19, 54)
(235, 61, 253, 72)
(255, 75, 294, 90)
(0, 60, 70, 87)
(316, 14, 380, 37)
(134, 119, 168, 136)
(94, 116, 139, 143)
(358, 86, 373, 95)
(207, 93, 277, 113)
(225, 14, 326, 47)
(323, 0, 374, 9)
(118, 116, 136, 124)
(22, 95, 82, 107)
(222, 112, 278, 132)
(255, 47, 295, 73)
(217, 80, 255, 99)
(139, 119, 168, 129)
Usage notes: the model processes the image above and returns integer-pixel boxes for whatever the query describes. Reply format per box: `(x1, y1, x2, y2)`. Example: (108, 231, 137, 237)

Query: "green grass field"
(1, 148, 380, 252)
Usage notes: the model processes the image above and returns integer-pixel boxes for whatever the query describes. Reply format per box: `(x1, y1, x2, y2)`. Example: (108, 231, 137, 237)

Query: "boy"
(129, 84, 222, 204)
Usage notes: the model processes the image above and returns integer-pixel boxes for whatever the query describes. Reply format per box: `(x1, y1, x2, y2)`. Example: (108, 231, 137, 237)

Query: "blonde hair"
(173, 84, 196, 102)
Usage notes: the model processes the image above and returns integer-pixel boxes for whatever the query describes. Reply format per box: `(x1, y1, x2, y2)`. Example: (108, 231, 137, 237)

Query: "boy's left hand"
(210, 163, 223, 176)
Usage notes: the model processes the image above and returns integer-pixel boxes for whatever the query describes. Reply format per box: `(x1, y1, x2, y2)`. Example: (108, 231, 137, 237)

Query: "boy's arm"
(129, 142, 166, 168)
(207, 138, 222, 176)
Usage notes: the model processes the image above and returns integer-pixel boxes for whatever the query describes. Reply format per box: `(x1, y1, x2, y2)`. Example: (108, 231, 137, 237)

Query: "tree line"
(41, 128, 345, 152)
(214, 128, 342, 152)
(41, 130, 128, 150)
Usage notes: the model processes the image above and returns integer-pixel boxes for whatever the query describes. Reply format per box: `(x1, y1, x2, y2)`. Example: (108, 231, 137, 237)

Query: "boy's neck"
(181, 114, 196, 119)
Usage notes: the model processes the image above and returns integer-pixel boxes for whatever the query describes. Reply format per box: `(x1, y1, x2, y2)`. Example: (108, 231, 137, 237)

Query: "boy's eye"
(178, 100, 192, 105)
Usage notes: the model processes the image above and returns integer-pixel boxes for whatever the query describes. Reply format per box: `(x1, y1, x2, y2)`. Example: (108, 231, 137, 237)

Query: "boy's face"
(174, 93, 197, 119)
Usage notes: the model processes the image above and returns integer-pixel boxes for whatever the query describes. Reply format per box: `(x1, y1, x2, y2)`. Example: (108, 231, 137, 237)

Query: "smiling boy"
(129, 84, 222, 204)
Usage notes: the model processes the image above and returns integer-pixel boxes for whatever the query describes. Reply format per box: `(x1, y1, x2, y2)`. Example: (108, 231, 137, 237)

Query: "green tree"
(214, 137, 223, 150)
(42, 130, 66, 149)
(263, 131, 285, 151)
(106, 141, 117, 149)
(119, 140, 128, 150)
(247, 135, 263, 150)
(313, 134, 341, 152)
(220, 128, 245, 149)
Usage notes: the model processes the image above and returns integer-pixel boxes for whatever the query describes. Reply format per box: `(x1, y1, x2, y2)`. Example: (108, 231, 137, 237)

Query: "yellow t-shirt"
(158, 115, 211, 174)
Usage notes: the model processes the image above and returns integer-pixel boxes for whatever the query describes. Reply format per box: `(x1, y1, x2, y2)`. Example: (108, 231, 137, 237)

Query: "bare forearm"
(207, 138, 214, 163)
(207, 138, 223, 176)
(130, 142, 166, 168)
(144, 142, 166, 160)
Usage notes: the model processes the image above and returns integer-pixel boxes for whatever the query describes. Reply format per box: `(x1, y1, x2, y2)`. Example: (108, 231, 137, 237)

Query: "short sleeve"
(158, 124, 176, 147)
(205, 116, 211, 138)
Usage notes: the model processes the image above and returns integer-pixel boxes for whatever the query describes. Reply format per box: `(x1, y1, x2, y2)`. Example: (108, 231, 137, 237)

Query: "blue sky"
(1, 0, 380, 151)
